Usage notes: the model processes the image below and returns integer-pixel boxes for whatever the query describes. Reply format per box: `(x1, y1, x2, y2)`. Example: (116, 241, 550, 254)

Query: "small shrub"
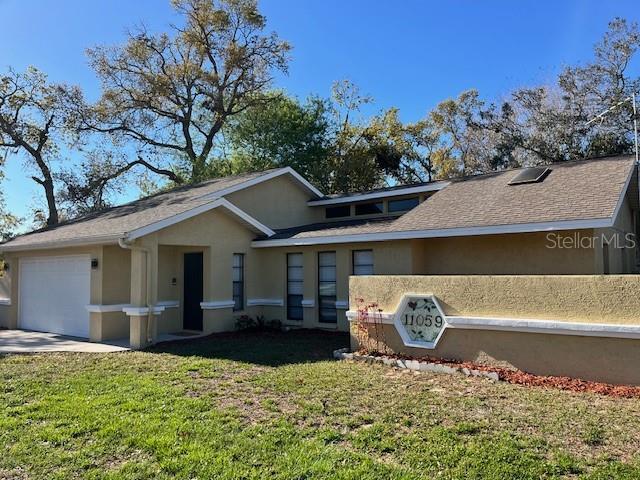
(235, 314, 282, 332)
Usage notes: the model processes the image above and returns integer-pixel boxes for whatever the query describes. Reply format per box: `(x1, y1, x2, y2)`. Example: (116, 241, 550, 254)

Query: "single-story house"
(0, 154, 637, 350)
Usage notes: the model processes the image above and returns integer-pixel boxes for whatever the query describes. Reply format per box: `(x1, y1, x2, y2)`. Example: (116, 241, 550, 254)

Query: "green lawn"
(2, 330, 640, 479)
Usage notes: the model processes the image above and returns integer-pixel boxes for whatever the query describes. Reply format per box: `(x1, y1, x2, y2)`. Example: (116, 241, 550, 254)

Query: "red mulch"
(360, 350, 640, 398)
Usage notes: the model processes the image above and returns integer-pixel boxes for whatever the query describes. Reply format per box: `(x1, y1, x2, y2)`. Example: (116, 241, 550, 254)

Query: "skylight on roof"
(508, 167, 551, 186)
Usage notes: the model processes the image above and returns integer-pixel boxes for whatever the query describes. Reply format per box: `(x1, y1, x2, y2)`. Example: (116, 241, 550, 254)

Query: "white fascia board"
(247, 298, 284, 306)
(307, 181, 450, 206)
(216, 199, 276, 237)
(125, 198, 275, 242)
(0, 235, 120, 253)
(251, 217, 614, 248)
(201, 167, 324, 201)
(201, 300, 236, 310)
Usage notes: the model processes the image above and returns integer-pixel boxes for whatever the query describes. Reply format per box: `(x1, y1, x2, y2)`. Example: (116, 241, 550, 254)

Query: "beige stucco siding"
(225, 174, 322, 229)
(350, 274, 640, 325)
(101, 245, 131, 304)
(417, 230, 601, 275)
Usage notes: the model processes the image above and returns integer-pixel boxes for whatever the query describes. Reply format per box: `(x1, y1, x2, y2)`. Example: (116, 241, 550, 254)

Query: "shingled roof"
(1, 168, 318, 251)
(253, 155, 637, 247)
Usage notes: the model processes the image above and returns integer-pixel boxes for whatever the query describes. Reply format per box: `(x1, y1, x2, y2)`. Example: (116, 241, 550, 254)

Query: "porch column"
(127, 244, 160, 349)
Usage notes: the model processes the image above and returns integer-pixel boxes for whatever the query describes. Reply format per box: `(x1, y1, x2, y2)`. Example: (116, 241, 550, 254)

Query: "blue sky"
(1, 0, 639, 224)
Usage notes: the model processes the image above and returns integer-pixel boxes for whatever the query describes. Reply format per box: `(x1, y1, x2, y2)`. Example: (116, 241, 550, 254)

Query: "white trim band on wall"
(86, 304, 131, 313)
(301, 299, 315, 308)
(200, 300, 236, 310)
(157, 300, 179, 309)
(345, 310, 640, 340)
(0, 298, 11, 306)
(247, 298, 284, 307)
(123, 306, 165, 316)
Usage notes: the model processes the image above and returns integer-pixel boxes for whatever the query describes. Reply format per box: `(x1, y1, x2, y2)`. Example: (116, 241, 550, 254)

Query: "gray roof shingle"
(2, 169, 282, 250)
(259, 155, 636, 243)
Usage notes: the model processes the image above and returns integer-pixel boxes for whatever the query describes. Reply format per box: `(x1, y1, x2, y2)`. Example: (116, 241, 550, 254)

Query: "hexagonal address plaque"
(393, 294, 448, 349)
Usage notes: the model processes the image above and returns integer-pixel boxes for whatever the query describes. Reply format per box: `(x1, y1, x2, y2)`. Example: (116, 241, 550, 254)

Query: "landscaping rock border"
(332, 348, 500, 382)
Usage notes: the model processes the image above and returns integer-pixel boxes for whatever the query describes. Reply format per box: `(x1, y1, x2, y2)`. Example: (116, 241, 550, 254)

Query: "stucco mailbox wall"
(348, 275, 640, 385)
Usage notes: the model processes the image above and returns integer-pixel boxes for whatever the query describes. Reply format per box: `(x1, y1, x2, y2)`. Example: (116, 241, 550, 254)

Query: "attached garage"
(18, 255, 91, 338)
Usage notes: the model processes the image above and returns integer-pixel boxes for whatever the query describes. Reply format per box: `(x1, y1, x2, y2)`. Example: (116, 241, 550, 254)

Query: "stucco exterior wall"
(254, 240, 421, 331)
(416, 230, 601, 275)
(349, 274, 640, 324)
(225, 174, 322, 229)
(349, 274, 640, 385)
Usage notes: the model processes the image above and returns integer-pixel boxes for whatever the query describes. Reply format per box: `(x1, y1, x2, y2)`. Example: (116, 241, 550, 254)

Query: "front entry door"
(183, 252, 203, 331)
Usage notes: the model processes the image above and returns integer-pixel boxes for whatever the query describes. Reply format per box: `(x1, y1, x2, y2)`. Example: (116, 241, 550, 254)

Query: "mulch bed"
(361, 350, 640, 398)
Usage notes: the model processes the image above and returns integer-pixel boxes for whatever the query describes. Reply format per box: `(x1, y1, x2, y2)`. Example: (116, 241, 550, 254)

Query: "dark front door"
(183, 252, 203, 331)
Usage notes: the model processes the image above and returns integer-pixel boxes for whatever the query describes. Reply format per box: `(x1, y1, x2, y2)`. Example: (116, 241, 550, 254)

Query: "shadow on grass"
(146, 329, 350, 367)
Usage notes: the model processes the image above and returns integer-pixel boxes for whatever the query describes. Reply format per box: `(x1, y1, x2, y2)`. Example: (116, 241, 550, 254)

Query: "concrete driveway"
(0, 329, 130, 353)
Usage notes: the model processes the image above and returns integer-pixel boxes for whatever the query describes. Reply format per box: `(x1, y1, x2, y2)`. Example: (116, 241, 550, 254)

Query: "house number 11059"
(403, 314, 443, 328)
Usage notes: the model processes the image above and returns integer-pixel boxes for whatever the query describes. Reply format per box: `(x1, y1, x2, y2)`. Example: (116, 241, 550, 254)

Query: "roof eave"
(0, 234, 122, 253)
(250, 217, 616, 248)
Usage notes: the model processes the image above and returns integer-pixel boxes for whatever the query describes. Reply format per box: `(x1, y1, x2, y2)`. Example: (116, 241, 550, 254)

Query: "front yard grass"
(2, 330, 640, 479)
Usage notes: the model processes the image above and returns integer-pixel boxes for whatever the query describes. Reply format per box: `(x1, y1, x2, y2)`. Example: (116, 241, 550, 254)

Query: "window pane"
(287, 266, 303, 281)
(319, 307, 337, 323)
(319, 283, 336, 296)
(233, 283, 243, 296)
(353, 250, 373, 266)
(326, 205, 350, 218)
(354, 265, 374, 276)
(318, 252, 336, 266)
(355, 202, 383, 215)
(288, 295, 303, 307)
(388, 197, 419, 213)
(319, 266, 336, 281)
(287, 306, 303, 320)
(287, 253, 303, 266)
(288, 281, 303, 295)
(232, 268, 241, 282)
(233, 254, 243, 268)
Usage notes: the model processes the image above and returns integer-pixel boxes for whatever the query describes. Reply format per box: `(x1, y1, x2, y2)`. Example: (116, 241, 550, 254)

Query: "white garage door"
(19, 255, 91, 338)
